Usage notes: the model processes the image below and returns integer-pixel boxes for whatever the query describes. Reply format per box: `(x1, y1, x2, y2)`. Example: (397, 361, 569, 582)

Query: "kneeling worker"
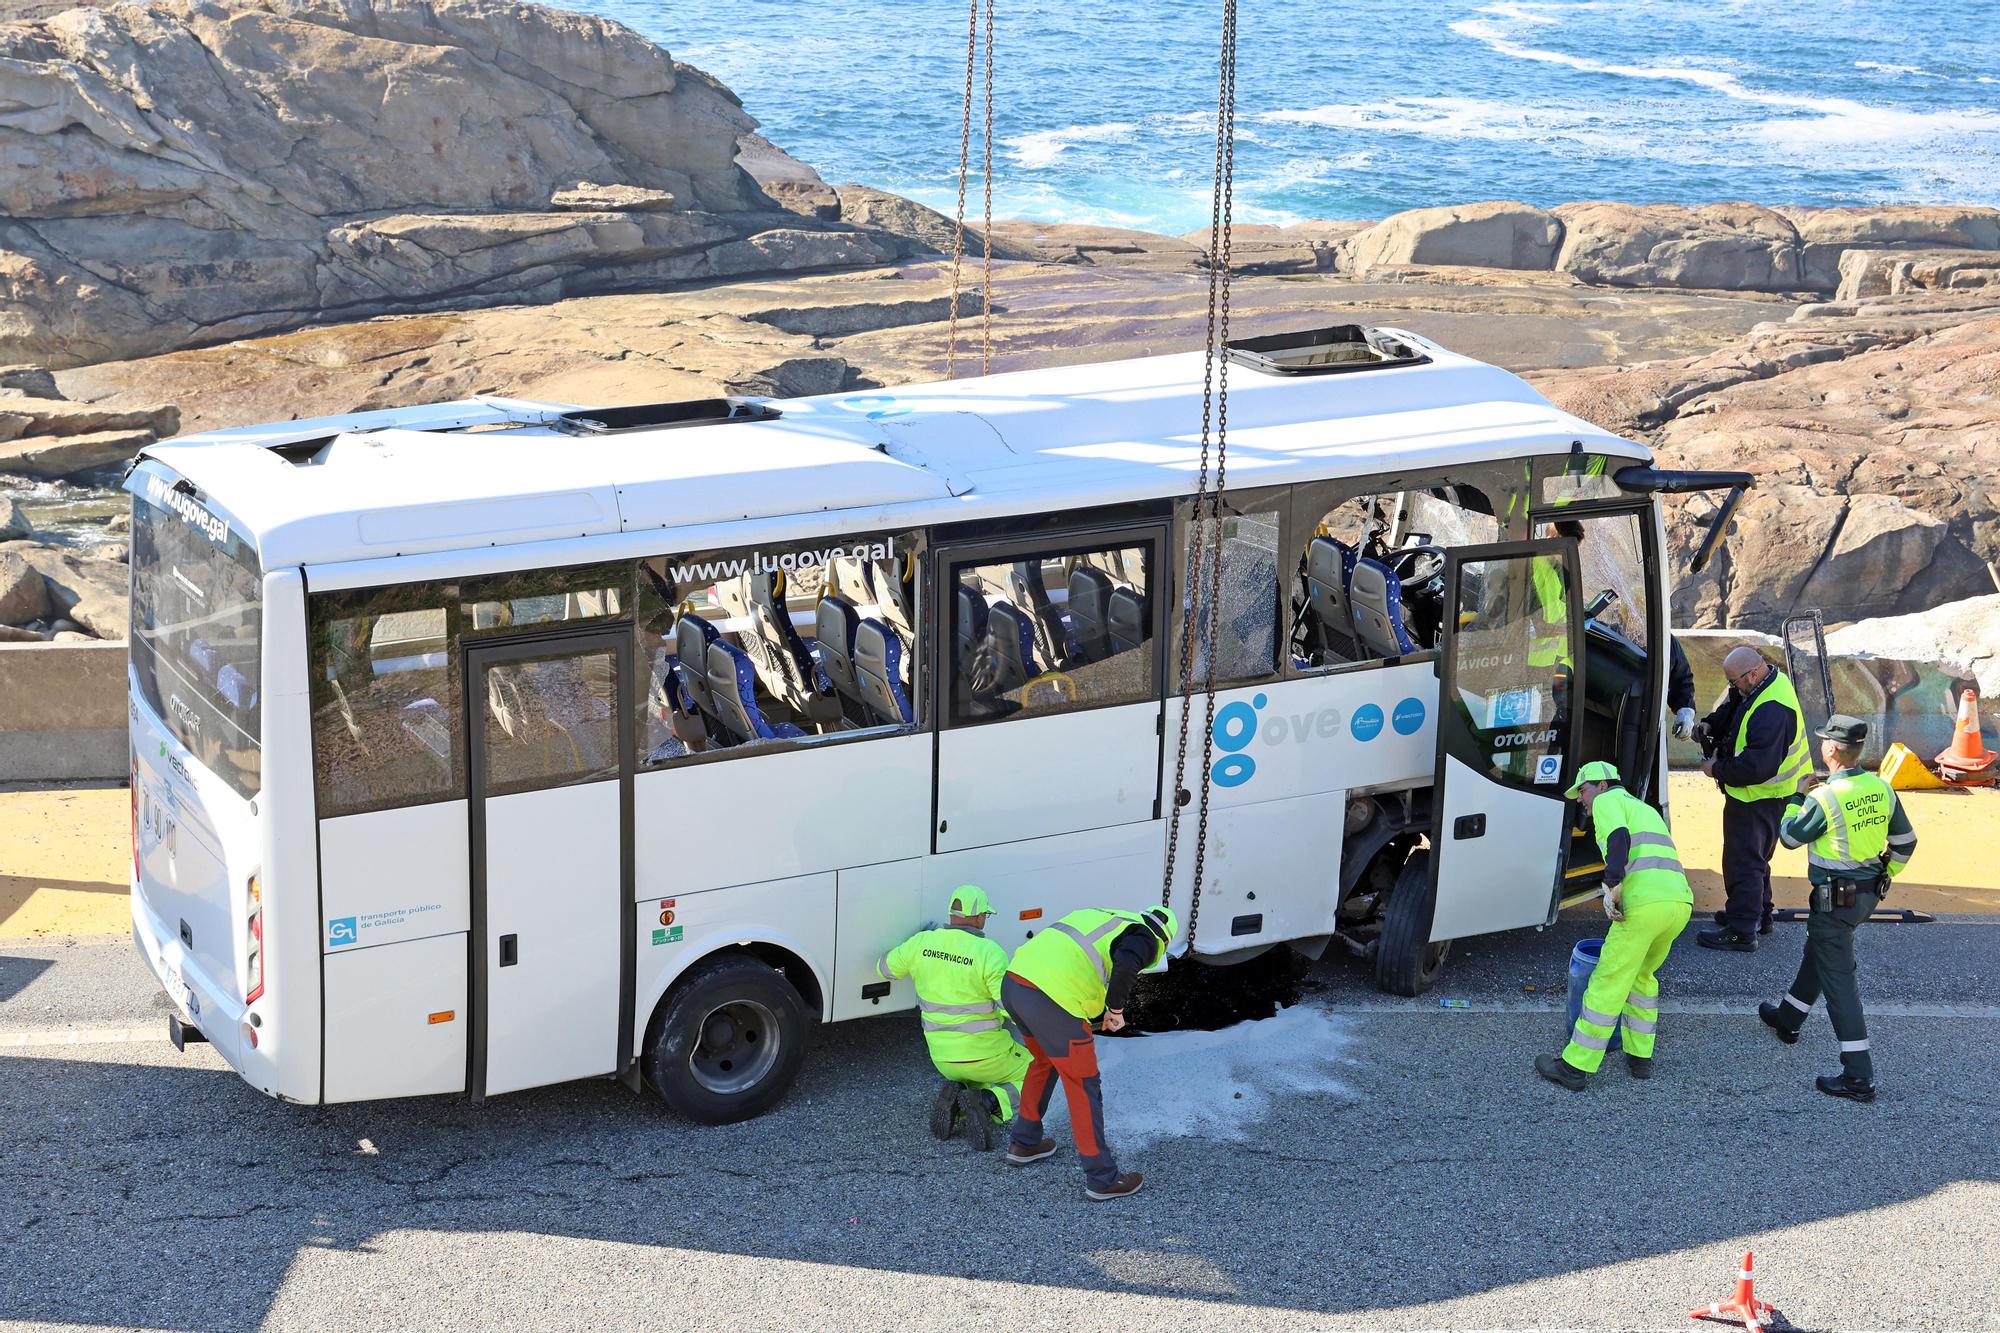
(1000, 905, 1178, 1201)
(875, 885, 1028, 1148)
(1758, 716, 1916, 1103)
(1537, 761, 1694, 1090)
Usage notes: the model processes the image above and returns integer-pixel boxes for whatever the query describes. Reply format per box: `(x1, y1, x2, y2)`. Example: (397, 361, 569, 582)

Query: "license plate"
(163, 958, 198, 1017)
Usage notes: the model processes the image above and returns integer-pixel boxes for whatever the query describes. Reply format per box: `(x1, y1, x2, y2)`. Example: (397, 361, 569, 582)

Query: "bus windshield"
(130, 481, 264, 799)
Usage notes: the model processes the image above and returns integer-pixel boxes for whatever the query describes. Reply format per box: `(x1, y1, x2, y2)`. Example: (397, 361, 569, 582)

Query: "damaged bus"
(126, 323, 1749, 1121)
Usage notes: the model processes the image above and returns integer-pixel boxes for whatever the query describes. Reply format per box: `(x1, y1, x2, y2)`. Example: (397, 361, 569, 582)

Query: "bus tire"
(1374, 848, 1451, 997)
(644, 955, 811, 1125)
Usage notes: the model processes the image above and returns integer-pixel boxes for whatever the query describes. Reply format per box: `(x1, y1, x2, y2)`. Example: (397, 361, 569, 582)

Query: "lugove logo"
(1209, 693, 1268, 787)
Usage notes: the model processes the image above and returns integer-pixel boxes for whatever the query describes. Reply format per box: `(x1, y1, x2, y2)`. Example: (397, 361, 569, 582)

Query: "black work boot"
(1758, 1002, 1802, 1044)
(960, 1088, 998, 1150)
(1815, 1072, 1877, 1103)
(1711, 910, 1772, 935)
(1535, 1052, 1586, 1092)
(1625, 1052, 1652, 1079)
(928, 1079, 961, 1141)
(1697, 926, 1757, 953)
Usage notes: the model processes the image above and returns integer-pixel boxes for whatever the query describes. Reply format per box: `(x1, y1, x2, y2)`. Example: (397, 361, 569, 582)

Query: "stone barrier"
(0, 641, 127, 782)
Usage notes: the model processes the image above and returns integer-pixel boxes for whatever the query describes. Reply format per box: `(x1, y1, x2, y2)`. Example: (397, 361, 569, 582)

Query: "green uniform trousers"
(934, 1038, 1031, 1122)
(1772, 889, 1878, 1082)
(1562, 898, 1692, 1073)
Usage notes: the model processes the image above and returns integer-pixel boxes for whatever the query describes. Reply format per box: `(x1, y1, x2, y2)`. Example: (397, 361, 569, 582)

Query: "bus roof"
(139, 327, 1648, 572)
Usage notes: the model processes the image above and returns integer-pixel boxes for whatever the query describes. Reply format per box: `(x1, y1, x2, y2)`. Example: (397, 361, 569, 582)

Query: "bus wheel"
(1374, 848, 1452, 997)
(645, 955, 811, 1125)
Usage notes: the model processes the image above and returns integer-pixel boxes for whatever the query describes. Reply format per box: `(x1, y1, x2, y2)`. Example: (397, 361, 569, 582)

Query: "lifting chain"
(1161, 0, 1239, 952)
(946, 0, 996, 378)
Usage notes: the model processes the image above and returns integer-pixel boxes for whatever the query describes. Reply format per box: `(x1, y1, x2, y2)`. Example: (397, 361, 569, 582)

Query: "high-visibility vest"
(1528, 556, 1571, 669)
(1589, 787, 1693, 908)
(1723, 670, 1813, 803)
(1803, 771, 1895, 882)
(1007, 908, 1162, 1020)
(875, 927, 1011, 1060)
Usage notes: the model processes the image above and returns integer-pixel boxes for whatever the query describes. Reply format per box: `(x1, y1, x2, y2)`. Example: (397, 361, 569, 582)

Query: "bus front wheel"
(1374, 848, 1452, 997)
(645, 955, 811, 1124)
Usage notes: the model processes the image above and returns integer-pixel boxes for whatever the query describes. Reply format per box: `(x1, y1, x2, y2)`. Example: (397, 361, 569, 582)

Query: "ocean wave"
(1260, 96, 1594, 143)
(1451, 17, 2000, 146)
(1002, 121, 1137, 169)
(1855, 60, 1926, 76)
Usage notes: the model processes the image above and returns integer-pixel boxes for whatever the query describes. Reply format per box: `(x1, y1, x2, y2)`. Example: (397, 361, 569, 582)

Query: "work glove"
(1673, 707, 1696, 738)
(1601, 886, 1624, 922)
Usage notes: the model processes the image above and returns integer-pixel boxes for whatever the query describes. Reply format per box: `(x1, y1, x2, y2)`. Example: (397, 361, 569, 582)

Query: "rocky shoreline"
(2, 0, 1997, 650)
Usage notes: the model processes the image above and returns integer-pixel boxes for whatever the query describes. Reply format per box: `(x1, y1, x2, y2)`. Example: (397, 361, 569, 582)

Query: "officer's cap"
(1816, 714, 1868, 745)
(948, 884, 991, 917)
(1564, 759, 1621, 799)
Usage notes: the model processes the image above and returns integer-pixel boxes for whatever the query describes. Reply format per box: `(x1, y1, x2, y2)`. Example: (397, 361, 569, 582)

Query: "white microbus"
(127, 324, 1746, 1120)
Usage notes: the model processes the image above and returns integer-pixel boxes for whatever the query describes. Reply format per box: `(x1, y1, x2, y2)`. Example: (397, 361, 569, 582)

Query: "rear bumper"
(131, 883, 255, 1084)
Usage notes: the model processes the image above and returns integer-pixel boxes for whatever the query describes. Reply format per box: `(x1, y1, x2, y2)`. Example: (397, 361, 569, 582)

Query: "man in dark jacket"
(1693, 647, 1813, 951)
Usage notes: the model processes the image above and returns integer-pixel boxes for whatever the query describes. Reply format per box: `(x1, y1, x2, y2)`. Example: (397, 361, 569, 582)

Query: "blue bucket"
(1566, 938, 1623, 1052)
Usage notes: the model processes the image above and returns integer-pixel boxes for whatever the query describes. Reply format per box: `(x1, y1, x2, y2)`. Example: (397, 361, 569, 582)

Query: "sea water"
(583, 0, 2000, 233)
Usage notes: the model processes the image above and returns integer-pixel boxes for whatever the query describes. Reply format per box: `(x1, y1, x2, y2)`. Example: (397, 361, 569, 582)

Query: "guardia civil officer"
(875, 885, 1029, 1149)
(1694, 646, 1813, 951)
(1536, 761, 1695, 1090)
(1000, 905, 1179, 1201)
(1758, 716, 1917, 1102)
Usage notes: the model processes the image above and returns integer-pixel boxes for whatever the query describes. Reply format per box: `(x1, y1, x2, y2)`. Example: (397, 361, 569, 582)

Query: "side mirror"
(1587, 588, 1618, 619)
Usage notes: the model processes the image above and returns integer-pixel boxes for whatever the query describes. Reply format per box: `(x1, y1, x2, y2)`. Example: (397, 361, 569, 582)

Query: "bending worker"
(1759, 716, 1917, 1103)
(1694, 646, 1812, 951)
(875, 885, 1028, 1149)
(1000, 905, 1179, 1201)
(1537, 761, 1694, 1091)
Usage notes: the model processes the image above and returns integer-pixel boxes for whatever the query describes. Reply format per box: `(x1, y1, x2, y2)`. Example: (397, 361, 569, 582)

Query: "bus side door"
(1429, 539, 1584, 941)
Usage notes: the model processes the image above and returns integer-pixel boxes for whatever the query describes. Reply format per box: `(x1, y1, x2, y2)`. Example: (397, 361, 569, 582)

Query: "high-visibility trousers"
(1562, 898, 1692, 1073)
(934, 1037, 1031, 1121)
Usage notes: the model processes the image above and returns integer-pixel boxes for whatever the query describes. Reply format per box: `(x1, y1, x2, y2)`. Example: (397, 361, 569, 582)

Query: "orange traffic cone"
(1690, 1250, 1784, 1332)
(1934, 689, 1998, 786)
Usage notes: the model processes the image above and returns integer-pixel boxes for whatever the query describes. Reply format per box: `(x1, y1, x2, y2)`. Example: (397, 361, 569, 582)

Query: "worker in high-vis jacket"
(1000, 905, 1179, 1201)
(1758, 715, 1916, 1103)
(875, 885, 1028, 1149)
(1537, 761, 1695, 1091)
(1694, 647, 1813, 950)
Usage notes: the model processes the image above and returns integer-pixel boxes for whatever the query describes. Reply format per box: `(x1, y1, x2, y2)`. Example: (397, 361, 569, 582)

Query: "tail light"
(244, 873, 264, 1005)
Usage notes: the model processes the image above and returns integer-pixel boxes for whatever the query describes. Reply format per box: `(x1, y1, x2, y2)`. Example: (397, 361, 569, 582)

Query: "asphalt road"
(3, 916, 1997, 1332)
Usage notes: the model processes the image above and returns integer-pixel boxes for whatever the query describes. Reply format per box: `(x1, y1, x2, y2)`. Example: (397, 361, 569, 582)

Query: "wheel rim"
(689, 998, 781, 1095)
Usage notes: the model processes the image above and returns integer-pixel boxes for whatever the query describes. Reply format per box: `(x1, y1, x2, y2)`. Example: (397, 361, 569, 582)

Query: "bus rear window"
(131, 490, 264, 799)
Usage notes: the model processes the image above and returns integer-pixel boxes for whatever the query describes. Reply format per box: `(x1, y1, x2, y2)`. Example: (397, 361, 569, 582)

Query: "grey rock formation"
(0, 0, 897, 368)
(0, 539, 127, 636)
(1339, 202, 1562, 274)
(1553, 202, 1803, 291)
(0, 548, 51, 625)
(1531, 295, 2000, 630)
(0, 365, 60, 397)
(1836, 247, 2000, 301)
(0, 496, 32, 540)
(1777, 205, 2000, 292)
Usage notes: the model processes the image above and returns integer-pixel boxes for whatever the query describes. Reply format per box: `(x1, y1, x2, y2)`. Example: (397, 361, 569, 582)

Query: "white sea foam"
(1035, 1006, 1356, 1152)
(1451, 17, 2000, 148)
(1003, 121, 1138, 169)
(1260, 95, 1595, 143)
(1855, 61, 1926, 76)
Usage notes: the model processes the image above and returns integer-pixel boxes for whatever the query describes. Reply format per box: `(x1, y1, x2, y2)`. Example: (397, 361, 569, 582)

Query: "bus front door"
(1429, 540, 1584, 942)
(466, 628, 635, 1098)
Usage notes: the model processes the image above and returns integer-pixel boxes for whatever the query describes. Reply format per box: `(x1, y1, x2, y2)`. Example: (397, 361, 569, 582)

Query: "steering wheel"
(1389, 544, 1448, 587)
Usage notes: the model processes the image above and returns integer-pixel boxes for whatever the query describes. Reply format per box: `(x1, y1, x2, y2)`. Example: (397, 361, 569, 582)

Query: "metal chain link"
(946, 0, 979, 379)
(980, 0, 995, 374)
(1162, 0, 1238, 951)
